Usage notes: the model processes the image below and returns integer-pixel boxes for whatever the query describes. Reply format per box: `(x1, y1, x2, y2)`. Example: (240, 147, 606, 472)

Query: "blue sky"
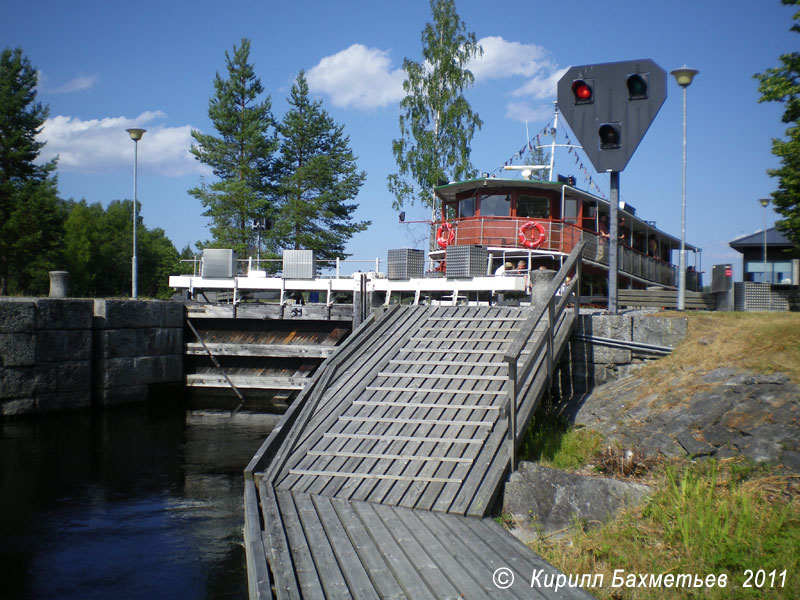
(3, 0, 795, 279)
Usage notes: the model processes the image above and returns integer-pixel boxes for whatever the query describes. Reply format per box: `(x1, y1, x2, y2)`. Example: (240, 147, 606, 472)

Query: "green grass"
(528, 460, 799, 598)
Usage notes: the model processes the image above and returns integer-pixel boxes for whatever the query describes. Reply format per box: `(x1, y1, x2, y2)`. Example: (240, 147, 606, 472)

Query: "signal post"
(557, 59, 667, 313)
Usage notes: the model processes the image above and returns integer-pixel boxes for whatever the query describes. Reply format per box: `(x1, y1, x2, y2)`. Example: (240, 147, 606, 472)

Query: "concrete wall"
(561, 312, 688, 395)
(1, 298, 183, 418)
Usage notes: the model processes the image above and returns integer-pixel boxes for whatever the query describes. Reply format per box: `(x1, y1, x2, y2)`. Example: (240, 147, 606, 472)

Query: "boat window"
(480, 194, 511, 216)
(564, 197, 579, 223)
(458, 197, 475, 218)
(517, 195, 549, 219)
(444, 202, 458, 220)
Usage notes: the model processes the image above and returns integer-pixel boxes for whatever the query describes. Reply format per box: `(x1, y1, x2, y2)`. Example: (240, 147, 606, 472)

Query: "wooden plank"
(375, 371, 507, 381)
(186, 374, 307, 390)
(338, 416, 495, 427)
(243, 480, 273, 600)
(349, 501, 438, 600)
(287, 469, 462, 484)
(290, 492, 352, 599)
(257, 481, 302, 600)
(370, 503, 464, 599)
(363, 386, 506, 396)
(328, 497, 408, 600)
(185, 342, 335, 358)
(308, 450, 473, 463)
(389, 359, 503, 367)
(322, 432, 484, 445)
(388, 506, 499, 599)
(374, 305, 505, 511)
(353, 400, 499, 411)
(272, 489, 326, 599)
(427, 512, 551, 600)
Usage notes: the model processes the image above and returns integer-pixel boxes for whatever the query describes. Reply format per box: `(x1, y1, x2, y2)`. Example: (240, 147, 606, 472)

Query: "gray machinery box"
(446, 245, 488, 279)
(387, 248, 425, 280)
(283, 249, 316, 279)
(712, 263, 734, 311)
(202, 249, 237, 278)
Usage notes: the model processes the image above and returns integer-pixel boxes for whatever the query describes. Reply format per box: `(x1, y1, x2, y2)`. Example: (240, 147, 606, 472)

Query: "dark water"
(0, 406, 278, 600)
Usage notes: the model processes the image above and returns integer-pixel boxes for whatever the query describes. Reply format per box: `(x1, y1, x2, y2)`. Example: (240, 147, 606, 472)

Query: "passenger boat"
(430, 174, 702, 296)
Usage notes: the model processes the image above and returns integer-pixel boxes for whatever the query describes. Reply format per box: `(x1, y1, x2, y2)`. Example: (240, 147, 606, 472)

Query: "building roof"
(729, 227, 795, 251)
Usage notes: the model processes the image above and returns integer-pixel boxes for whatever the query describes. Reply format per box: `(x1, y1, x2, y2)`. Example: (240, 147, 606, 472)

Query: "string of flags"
(490, 121, 608, 200)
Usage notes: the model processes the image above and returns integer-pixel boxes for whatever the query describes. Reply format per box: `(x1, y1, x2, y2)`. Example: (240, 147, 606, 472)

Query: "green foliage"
(189, 38, 278, 255)
(387, 0, 483, 215)
(754, 0, 800, 247)
(273, 72, 369, 262)
(0, 46, 60, 295)
(62, 199, 179, 298)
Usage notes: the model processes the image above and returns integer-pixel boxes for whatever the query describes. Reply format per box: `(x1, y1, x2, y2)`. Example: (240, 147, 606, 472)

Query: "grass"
(528, 461, 799, 599)
(516, 312, 800, 598)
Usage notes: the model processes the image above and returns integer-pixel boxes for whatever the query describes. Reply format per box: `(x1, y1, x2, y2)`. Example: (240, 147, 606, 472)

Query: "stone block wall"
(561, 312, 688, 395)
(93, 300, 184, 407)
(1, 298, 183, 417)
(1, 299, 94, 417)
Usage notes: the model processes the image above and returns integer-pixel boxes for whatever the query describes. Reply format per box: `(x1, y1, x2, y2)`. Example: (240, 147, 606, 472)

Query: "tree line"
(0, 47, 181, 297)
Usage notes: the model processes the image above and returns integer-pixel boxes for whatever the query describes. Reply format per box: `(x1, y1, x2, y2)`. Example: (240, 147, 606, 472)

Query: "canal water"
(0, 406, 279, 600)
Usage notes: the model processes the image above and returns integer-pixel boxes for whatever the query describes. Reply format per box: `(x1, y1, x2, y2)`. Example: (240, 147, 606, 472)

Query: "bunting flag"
(488, 115, 608, 199)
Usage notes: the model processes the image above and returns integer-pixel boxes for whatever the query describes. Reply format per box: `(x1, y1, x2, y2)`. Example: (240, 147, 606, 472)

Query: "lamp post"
(126, 128, 146, 299)
(671, 66, 698, 310)
(760, 198, 770, 284)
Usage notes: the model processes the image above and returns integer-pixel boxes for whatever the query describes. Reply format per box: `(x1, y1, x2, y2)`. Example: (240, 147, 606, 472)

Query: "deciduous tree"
(755, 0, 800, 246)
(387, 0, 483, 220)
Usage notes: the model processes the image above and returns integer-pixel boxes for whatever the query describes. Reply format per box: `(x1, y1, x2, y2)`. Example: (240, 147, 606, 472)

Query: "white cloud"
(37, 111, 208, 177)
(306, 44, 405, 110)
(509, 67, 569, 100)
(470, 36, 557, 81)
(51, 75, 98, 94)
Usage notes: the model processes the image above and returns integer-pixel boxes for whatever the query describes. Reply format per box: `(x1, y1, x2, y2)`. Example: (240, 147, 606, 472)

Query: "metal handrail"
(502, 240, 585, 471)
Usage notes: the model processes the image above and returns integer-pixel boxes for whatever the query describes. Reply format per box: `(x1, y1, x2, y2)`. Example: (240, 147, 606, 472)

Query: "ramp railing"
(503, 241, 585, 471)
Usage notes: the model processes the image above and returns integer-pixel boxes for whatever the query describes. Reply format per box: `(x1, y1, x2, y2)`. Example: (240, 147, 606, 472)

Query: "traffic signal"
(598, 123, 621, 149)
(557, 59, 667, 172)
(626, 73, 648, 100)
(571, 79, 593, 104)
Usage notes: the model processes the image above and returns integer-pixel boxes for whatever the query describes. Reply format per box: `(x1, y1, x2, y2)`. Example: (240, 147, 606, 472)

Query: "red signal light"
(571, 79, 593, 104)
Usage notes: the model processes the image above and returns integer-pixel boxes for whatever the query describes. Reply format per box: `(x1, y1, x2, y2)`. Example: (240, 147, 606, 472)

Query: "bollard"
(530, 268, 556, 305)
(48, 271, 70, 298)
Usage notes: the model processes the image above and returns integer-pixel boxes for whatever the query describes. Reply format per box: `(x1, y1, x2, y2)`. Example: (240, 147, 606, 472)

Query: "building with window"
(729, 227, 798, 284)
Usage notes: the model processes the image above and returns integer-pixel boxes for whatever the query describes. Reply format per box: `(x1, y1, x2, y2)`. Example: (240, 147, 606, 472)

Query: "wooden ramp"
(245, 243, 591, 599)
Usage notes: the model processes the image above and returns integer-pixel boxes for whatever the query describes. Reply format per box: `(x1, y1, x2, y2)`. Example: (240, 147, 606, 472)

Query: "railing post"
(546, 296, 554, 387)
(506, 360, 518, 472)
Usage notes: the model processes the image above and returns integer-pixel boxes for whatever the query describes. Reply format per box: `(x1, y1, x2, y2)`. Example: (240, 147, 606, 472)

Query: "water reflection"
(0, 407, 278, 600)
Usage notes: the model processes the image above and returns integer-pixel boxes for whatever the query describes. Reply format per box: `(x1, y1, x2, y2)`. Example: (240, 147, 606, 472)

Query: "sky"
(3, 0, 796, 280)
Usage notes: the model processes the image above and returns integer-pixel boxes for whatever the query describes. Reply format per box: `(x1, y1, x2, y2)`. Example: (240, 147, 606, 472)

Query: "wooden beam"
(185, 342, 335, 358)
(186, 374, 308, 390)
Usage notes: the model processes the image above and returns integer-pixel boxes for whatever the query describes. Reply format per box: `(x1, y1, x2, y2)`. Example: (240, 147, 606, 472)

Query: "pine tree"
(273, 71, 369, 263)
(0, 47, 61, 295)
(387, 0, 483, 219)
(189, 38, 277, 256)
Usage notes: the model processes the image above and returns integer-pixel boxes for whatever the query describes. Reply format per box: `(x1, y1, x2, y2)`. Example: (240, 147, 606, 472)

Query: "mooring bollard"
(48, 270, 70, 298)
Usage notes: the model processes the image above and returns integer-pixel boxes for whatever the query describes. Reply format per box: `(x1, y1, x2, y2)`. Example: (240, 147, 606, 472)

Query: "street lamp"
(671, 66, 699, 310)
(760, 198, 770, 284)
(126, 128, 146, 299)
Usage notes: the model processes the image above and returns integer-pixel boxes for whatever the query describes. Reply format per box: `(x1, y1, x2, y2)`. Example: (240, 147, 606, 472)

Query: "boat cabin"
(432, 177, 702, 292)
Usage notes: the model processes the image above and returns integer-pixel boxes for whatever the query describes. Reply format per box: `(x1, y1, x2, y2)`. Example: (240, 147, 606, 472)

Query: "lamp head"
(670, 67, 699, 87)
(759, 198, 770, 208)
(126, 128, 146, 141)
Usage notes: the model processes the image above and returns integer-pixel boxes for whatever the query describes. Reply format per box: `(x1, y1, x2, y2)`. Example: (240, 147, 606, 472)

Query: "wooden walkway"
(245, 244, 592, 599)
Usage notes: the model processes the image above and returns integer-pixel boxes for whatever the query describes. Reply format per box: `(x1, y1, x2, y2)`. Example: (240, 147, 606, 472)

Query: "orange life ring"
(436, 222, 455, 249)
(518, 221, 547, 249)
